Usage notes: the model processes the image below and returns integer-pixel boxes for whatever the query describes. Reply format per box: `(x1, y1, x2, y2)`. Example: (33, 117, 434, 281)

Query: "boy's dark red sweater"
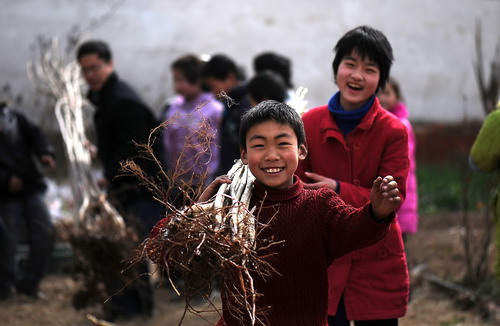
(216, 176, 394, 326)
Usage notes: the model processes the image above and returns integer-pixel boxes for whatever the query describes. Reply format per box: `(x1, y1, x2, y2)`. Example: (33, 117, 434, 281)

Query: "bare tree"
(27, 36, 141, 312)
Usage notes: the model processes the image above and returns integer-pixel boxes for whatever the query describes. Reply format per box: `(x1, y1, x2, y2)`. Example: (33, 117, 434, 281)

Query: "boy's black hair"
(253, 52, 293, 88)
(332, 25, 393, 91)
(76, 40, 112, 62)
(171, 54, 204, 84)
(202, 54, 239, 81)
(239, 100, 306, 150)
(247, 71, 287, 103)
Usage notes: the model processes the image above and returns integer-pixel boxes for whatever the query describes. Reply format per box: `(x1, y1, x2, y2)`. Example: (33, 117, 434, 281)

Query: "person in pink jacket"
(378, 78, 419, 237)
(297, 26, 410, 326)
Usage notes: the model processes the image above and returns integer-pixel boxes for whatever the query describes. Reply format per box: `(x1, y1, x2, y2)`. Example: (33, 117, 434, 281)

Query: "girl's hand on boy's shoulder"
(198, 175, 232, 202)
(302, 171, 338, 191)
(370, 175, 401, 220)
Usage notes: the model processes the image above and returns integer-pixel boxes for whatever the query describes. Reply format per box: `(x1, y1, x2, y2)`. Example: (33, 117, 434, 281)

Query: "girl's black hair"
(171, 54, 204, 84)
(239, 100, 305, 150)
(332, 25, 393, 91)
(202, 54, 238, 81)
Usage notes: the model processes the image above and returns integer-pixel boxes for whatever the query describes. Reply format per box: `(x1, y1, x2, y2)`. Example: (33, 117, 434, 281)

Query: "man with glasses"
(77, 40, 163, 322)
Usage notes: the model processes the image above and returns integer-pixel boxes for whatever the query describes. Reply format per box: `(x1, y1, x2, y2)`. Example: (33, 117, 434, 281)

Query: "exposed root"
(144, 160, 280, 325)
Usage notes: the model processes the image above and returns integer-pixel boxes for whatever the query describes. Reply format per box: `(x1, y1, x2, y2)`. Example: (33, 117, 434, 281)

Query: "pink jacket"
(297, 98, 410, 320)
(388, 102, 419, 234)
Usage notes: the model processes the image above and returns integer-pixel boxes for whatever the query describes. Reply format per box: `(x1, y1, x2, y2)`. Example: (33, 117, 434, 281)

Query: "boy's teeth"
(265, 168, 281, 173)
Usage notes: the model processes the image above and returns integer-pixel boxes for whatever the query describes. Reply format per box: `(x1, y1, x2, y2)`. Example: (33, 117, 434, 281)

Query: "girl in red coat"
(297, 26, 410, 326)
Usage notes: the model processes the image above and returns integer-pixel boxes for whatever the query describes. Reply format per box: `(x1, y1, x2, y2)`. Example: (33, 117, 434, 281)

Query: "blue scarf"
(328, 91, 375, 135)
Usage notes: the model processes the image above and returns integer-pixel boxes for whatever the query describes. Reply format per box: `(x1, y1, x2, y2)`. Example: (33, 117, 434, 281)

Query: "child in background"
(194, 100, 402, 326)
(247, 70, 287, 106)
(378, 77, 419, 238)
(253, 52, 294, 100)
(202, 54, 251, 177)
(162, 54, 223, 206)
(297, 26, 410, 325)
(253, 51, 308, 112)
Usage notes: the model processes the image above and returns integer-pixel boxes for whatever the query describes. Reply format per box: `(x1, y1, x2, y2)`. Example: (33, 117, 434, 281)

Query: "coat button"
(376, 247, 389, 259)
(353, 179, 360, 185)
(353, 141, 362, 150)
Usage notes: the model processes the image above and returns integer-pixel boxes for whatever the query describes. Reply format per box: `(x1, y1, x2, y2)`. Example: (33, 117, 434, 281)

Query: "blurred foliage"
(417, 160, 496, 213)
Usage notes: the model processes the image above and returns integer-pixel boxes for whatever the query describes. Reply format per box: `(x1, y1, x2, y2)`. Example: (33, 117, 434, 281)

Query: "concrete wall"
(1, 0, 499, 124)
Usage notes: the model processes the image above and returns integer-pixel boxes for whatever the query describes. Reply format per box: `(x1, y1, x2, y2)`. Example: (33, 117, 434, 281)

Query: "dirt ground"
(0, 211, 497, 326)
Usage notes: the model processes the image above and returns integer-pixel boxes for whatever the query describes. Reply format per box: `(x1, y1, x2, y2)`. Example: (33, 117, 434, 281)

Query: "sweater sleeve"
(320, 188, 393, 263)
(145, 215, 173, 264)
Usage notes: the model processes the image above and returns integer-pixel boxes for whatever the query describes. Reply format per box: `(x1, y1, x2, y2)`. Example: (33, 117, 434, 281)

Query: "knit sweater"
(216, 177, 393, 326)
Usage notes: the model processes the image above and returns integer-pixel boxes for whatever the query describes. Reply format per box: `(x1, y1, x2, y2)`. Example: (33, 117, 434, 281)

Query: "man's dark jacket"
(0, 104, 55, 197)
(87, 73, 161, 201)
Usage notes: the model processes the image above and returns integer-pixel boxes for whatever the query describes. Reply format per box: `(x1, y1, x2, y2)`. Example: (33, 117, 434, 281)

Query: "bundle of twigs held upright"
(144, 158, 278, 325)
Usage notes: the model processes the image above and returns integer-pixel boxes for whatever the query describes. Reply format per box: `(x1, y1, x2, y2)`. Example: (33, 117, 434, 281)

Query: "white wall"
(1, 0, 499, 123)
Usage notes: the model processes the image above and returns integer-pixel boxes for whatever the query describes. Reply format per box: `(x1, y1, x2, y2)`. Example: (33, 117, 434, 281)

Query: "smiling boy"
(194, 100, 402, 325)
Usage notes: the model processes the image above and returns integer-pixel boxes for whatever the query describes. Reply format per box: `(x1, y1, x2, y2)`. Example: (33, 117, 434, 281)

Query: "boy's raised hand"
(198, 175, 232, 202)
(370, 175, 401, 220)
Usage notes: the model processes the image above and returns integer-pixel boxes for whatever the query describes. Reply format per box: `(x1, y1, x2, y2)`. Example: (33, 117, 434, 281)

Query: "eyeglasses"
(81, 64, 105, 75)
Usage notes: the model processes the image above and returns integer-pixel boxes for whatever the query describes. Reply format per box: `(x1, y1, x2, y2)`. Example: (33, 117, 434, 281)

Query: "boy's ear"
(298, 144, 308, 160)
(240, 146, 249, 164)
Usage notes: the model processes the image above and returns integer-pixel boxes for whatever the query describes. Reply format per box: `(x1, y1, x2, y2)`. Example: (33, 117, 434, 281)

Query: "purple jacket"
(162, 93, 223, 185)
(389, 102, 419, 234)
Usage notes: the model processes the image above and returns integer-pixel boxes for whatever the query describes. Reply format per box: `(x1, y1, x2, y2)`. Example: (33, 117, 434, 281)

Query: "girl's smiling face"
(241, 120, 307, 189)
(336, 51, 380, 111)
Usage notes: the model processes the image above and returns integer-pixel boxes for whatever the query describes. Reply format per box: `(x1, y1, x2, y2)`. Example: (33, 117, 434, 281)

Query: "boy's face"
(241, 120, 307, 189)
(336, 51, 380, 111)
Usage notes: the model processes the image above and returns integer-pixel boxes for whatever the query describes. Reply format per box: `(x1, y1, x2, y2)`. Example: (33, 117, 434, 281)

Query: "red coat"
(297, 98, 410, 320)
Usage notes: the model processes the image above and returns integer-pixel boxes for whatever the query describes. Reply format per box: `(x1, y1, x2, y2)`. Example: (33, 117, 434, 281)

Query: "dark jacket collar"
(87, 72, 119, 106)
